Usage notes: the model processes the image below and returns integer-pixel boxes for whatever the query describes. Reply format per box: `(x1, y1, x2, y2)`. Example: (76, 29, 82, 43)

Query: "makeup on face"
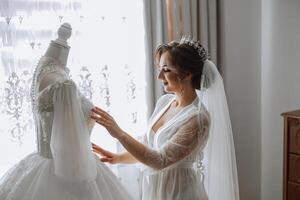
(157, 70, 182, 95)
(157, 65, 177, 74)
(157, 52, 185, 93)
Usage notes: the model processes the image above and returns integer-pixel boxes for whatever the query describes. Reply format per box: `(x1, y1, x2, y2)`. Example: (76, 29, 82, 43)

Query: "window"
(0, 2, 148, 191)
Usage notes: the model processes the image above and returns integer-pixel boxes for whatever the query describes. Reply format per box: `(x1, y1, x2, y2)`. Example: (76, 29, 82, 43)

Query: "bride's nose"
(157, 69, 164, 80)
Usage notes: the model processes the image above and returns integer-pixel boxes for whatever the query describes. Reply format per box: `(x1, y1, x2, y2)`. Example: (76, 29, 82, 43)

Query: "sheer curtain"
(0, 1, 147, 199)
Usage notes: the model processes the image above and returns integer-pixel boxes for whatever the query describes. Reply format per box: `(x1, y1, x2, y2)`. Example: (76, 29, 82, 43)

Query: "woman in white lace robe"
(92, 40, 211, 200)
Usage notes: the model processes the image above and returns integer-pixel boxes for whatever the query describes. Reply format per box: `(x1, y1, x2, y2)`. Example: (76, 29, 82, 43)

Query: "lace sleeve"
(143, 113, 210, 170)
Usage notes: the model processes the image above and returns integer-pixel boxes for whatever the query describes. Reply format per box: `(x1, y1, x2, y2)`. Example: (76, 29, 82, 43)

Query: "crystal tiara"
(179, 35, 208, 61)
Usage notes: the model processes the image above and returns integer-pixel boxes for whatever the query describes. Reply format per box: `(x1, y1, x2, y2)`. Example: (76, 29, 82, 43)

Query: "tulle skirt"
(0, 153, 133, 200)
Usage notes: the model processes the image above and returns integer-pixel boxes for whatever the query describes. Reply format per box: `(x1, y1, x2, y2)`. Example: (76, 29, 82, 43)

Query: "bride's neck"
(174, 89, 197, 108)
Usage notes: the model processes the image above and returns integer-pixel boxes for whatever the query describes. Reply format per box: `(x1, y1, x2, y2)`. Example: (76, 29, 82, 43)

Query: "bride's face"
(157, 52, 182, 93)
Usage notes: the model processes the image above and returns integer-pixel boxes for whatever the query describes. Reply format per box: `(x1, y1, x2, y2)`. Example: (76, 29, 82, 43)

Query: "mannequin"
(39, 23, 72, 91)
(44, 22, 72, 67)
(0, 22, 133, 200)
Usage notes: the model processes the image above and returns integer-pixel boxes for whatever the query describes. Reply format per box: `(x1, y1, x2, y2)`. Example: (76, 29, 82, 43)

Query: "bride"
(92, 36, 240, 200)
(0, 23, 132, 200)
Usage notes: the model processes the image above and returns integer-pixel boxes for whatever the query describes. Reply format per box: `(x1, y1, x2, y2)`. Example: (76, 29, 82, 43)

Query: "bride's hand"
(90, 106, 125, 139)
(92, 143, 120, 164)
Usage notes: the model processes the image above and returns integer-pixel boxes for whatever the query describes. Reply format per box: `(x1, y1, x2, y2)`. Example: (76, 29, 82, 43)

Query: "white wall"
(221, 0, 300, 199)
(220, 0, 262, 199)
(261, 0, 300, 199)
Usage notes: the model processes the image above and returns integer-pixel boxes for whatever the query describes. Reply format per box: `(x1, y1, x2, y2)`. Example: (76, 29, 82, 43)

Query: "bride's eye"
(162, 67, 171, 72)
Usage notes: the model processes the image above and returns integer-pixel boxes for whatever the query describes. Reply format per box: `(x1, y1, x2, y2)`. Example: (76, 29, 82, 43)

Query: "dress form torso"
(39, 23, 71, 92)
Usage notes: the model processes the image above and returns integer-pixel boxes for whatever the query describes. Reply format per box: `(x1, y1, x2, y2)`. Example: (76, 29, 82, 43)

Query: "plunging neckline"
(150, 97, 176, 135)
(150, 95, 198, 135)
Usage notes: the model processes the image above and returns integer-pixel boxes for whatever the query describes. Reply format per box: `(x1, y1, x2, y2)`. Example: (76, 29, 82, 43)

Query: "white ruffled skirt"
(0, 153, 132, 200)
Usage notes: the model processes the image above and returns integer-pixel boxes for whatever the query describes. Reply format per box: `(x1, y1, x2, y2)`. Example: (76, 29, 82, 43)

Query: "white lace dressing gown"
(0, 56, 132, 200)
(139, 94, 210, 200)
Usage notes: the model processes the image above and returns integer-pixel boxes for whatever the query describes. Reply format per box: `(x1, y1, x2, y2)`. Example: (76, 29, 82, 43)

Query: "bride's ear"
(180, 73, 193, 81)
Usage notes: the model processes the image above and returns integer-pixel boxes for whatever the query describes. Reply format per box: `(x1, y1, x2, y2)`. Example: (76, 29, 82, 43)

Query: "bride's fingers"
(91, 108, 102, 116)
(92, 107, 113, 120)
(95, 117, 111, 128)
(91, 107, 105, 115)
(90, 113, 101, 121)
(92, 145, 106, 153)
(91, 142, 102, 149)
(90, 114, 111, 126)
(90, 113, 104, 121)
(92, 143, 103, 151)
(92, 145, 113, 156)
(94, 106, 106, 113)
(92, 148, 104, 155)
(92, 146, 110, 156)
(90, 113, 112, 125)
(100, 157, 113, 163)
(94, 154, 113, 163)
(92, 143, 102, 150)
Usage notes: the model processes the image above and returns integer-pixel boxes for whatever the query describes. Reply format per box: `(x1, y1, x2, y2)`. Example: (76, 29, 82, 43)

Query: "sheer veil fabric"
(200, 60, 240, 200)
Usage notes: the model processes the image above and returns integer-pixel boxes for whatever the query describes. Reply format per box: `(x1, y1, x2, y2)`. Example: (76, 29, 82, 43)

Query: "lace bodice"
(30, 57, 94, 159)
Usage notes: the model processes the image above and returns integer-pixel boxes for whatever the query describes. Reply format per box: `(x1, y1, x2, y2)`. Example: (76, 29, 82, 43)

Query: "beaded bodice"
(30, 57, 94, 158)
(31, 57, 68, 110)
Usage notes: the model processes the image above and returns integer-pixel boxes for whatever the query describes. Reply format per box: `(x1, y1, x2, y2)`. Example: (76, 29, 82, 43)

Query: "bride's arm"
(91, 107, 209, 170)
(92, 143, 137, 164)
(119, 151, 138, 164)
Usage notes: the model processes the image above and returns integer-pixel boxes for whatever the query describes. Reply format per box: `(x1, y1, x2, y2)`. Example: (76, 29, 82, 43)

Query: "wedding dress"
(0, 56, 132, 200)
